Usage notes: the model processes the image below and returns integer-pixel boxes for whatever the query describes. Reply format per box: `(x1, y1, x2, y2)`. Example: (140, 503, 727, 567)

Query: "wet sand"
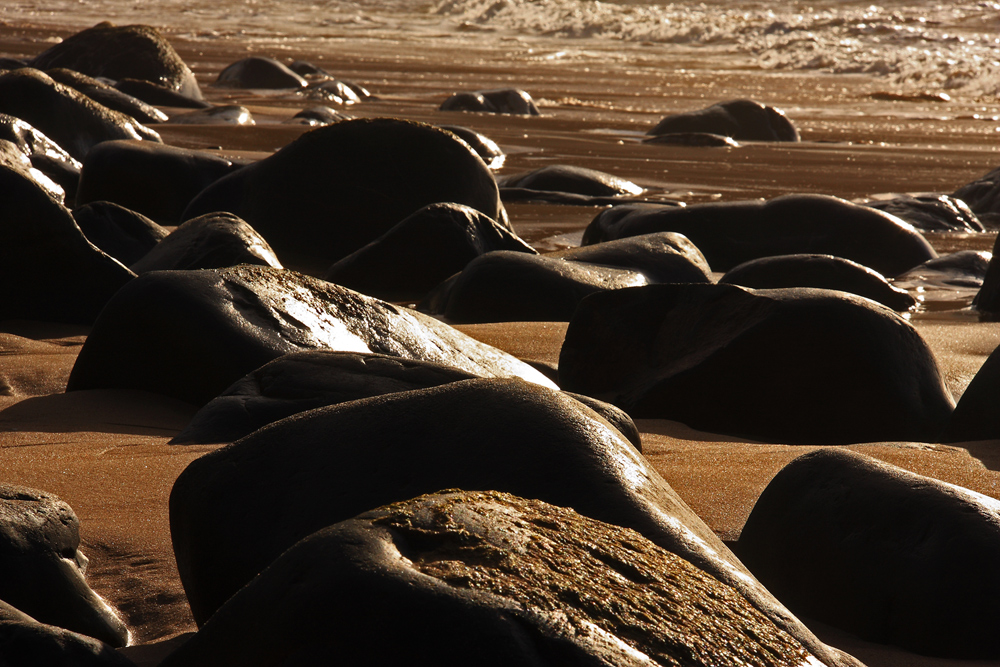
(2, 16, 1000, 667)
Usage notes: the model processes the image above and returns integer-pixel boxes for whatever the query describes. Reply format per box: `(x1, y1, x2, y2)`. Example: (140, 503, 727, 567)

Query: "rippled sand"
(1, 10, 1000, 667)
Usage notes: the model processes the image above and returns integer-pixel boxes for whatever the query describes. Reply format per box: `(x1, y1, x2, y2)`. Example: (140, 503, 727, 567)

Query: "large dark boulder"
(0, 603, 136, 667)
(558, 283, 954, 444)
(421, 250, 647, 323)
(28, 22, 202, 100)
(66, 265, 555, 406)
(498, 165, 642, 197)
(583, 195, 936, 277)
(737, 448, 1000, 659)
(0, 68, 161, 160)
(547, 232, 712, 283)
(720, 254, 915, 311)
(183, 118, 508, 275)
(129, 212, 281, 273)
(953, 164, 1000, 224)
(647, 99, 798, 141)
(162, 490, 822, 667)
(0, 157, 135, 324)
(43, 68, 168, 125)
(973, 232, 1000, 317)
(943, 342, 1000, 442)
(168, 378, 859, 667)
(72, 201, 169, 267)
(0, 485, 129, 647)
(77, 140, 247, 224)
(0, 113, 81, 200)
(170, 351, 641, 448)
(325, 202, 535, 302)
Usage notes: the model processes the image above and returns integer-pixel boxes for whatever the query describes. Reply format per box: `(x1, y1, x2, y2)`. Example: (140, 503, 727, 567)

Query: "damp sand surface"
(1, 11, 1000, 667)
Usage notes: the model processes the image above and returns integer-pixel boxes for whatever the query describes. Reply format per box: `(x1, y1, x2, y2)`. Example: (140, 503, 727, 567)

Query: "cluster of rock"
(5, 19, 1000, 667)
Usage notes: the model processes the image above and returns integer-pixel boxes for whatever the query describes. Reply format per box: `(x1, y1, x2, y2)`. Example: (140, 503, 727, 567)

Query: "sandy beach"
(2, 6, 1000, 666)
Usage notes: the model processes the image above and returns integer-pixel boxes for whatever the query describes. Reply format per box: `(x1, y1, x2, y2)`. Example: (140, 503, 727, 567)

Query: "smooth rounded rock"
(215, 56, 307, 89)
(0, 609, 136, 667)
(72, 201, 169, 266)
(66, 265, 555, 406)
(720, 254, 915, 311)
(438, 125, 505, 169)
(0, 158, 135, 324)
(421, 250, 648, 323)
(129, 211, 281, 273)
(0, 113, 81, 200)
(440, 88, 540, 115)
(163, 490, 819, 667)
(44, 68, 168, 125)
(558, 283, 954, 444)
(738, 448, 1000, 659)
(647, 99, 798, 141)
(862, 193, 984, 232)
(547, 232, 712, 283)
(0, 68, 161, 160)
(973, 232, 1000, 317)
(28, 22, 202, 100)
(76, 140, 247, 224)
(167, 377, 858, 667)
(183, 118, 507, 275)
(0, 484, 129, 647)
(583, 194, 936, 277)
(499, 165, 643, 197)
(325, 202, 535, 302)
(943, 342, 1000, 442)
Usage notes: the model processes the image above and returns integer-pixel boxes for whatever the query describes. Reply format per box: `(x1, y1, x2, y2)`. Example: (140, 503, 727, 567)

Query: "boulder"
(440, 88, 539, 115)
(66, 265, 555, 406)
(438, 125, 505, 169)
(0, 485, 129, 647)
(894, 250, 991, 289)
(862, 193, 984, 232)
(647, 99, 798, 141)
(325, 202, 535, 302)
(421, 250, 647, 323)
(164, 105, 255, 125)
(0, 68, 161, 160)
(0, 157, 134, 324)
(737, 448, 1000, 659)
(942, 342, 1000, 442)
(28, 22, 202, 100)
(43, 68, 168, 125)
(0, 113, 81, 200)
(215, 56, 307, 89)
(953, 164, 1000, 224)
(0, 605, 136, 667)
(583, 194, 936, 277)
(113, 78, 210, 109)
(498, 165, 642, 197)
(168, 378, 859, 667)
(72, 201, 169, 266)
(973, 232, 1000, 317)
(129, 212, 281, 273)
(162, 490, 822, 667)
(287, 106, 352, 126)
(558, 283, 954, 444)
(183, 118, 507, 275)
(720, 254, 915, 311)
(76, 140, 247, 225)
(546, 232, 712, 283)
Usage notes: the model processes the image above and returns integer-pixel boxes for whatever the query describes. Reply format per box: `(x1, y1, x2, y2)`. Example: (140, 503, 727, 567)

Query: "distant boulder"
(215, 56, 307, 89)
(164, 105, 255, 125)
(862, 193, 985, 232)
(44, 68, 168, 125)
(583, 194, 936, 277)
(29, 21, 202, 100)
(499, 165, 642, 197)
(738, 448, 1000, 659)
(648, 99, 798, 141)
(558, 283, 954, 444)
(440, 88, 539, 115)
